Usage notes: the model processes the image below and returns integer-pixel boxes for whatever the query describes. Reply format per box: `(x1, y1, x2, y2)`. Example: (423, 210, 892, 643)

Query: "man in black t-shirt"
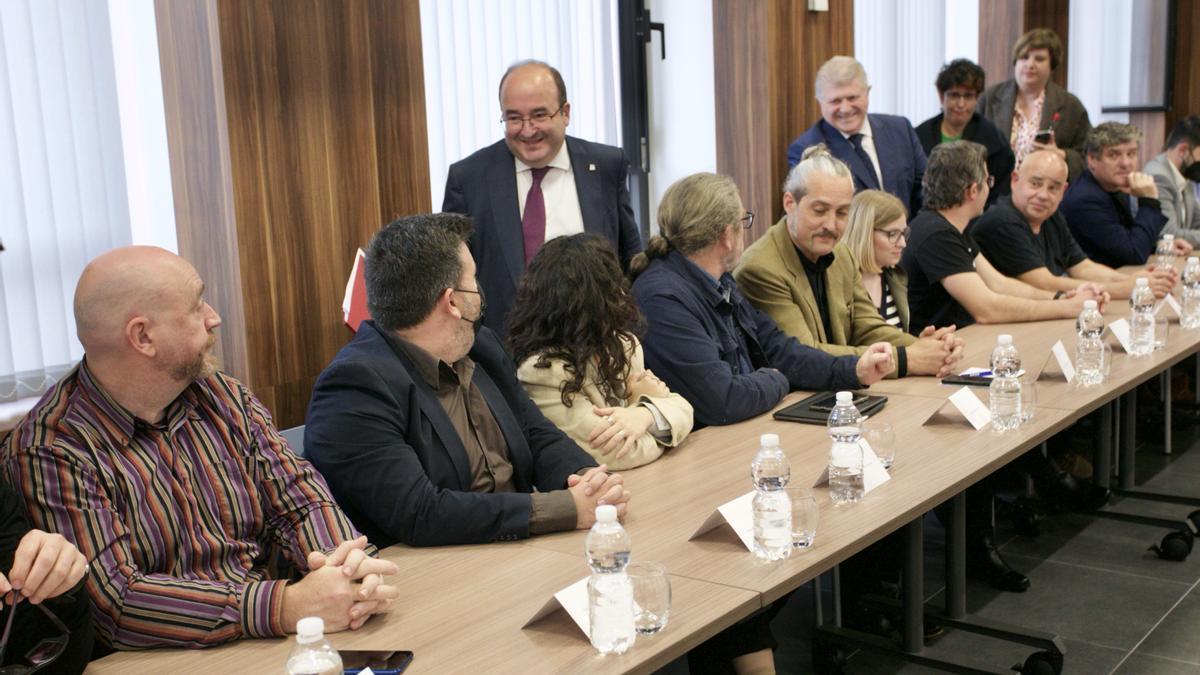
(974, 150, 1175, 300)
(902, 142, 1106, 335)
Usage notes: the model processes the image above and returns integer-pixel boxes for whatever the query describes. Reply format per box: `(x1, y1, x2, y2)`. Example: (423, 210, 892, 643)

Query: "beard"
(171, 334, 219, 382)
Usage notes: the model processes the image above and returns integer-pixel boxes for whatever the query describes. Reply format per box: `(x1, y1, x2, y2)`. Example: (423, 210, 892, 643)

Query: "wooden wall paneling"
(1131, 111, 1166, 169)
(1168, 0, 1200, 130)
(1023, 0, 1070, 89)
(160, 0, 430, 428)
(978, 0, 1024, 90)
(154, 0, 250, 382)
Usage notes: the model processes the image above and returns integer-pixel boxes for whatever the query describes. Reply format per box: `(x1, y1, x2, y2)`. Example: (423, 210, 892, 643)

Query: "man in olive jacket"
(735, 145, 962, 378)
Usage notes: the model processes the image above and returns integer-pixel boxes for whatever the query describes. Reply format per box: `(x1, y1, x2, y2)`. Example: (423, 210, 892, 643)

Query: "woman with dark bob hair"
(507, 233, 693, 471)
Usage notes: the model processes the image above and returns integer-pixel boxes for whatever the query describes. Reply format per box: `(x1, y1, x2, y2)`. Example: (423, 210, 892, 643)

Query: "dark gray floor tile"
(962, 556, 1187, 650)
(1135, 585, 1200, 665)
(1114, 652, 1200, 674)
(841, 636, 1124, 674)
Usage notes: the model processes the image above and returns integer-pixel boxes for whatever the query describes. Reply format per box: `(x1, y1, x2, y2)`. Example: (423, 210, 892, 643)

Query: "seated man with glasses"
(735, 144, 963, 379)
(914, 59, 1014, 208)
(903, 141, 1106, 334)
(305, 214, 629, 548)
(0, 482, 91, 674)
(974, 149, 1175, 300)
(442, 60, 642, 339)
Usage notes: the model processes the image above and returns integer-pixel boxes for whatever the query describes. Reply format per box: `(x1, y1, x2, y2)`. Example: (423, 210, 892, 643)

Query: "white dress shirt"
(515, 143, 585, 243)
(841, 116, 884, 188)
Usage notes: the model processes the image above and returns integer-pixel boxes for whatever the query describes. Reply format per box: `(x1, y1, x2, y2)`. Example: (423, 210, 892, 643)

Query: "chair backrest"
(280, 425, 306, 457)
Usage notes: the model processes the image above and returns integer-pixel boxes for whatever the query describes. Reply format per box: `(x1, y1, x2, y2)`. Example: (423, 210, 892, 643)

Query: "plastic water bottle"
(751, 433, 792, 561)
(585, 505, 635, 654)
(989, 335, 1022, 431)
(1156, 234, 1177, 270)
(1129, 277, 1156, 356)
(1075, 300, 1105, 386)
(827, 392, 864, 505)
(1182, 257, 1200, 329)
(285, 617, 342, 675)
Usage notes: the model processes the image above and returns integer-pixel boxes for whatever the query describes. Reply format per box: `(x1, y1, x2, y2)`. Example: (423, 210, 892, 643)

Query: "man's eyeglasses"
(501, 105, 566, 129)
(738, 211, 755, 230)
(0, 592, 71, 674)
(879, 227, 911, 244)
(983, 175, 995, 189)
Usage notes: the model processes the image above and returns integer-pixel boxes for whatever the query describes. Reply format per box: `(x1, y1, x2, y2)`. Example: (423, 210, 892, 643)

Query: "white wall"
(645, 0, 717, 235)
(1069, 0, 1129, 125)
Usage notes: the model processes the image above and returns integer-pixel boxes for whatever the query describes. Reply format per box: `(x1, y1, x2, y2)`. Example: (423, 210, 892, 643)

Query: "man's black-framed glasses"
(739, 211, 755, 230)
(0, 591, 71, 674)
(501, 105, 566, 129)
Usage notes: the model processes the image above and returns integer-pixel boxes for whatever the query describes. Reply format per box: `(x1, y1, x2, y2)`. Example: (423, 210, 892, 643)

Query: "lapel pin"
(589, 163, 596, 171)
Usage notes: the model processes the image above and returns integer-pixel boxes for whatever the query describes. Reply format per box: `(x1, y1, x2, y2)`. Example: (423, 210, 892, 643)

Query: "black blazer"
(914, 112, 1015, 207)
(442, 136, 643, 337)
(304, 322, 597, 547)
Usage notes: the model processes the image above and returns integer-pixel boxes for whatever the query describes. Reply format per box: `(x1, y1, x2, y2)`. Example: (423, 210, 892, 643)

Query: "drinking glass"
(785, 486, 818, 550)
(1020, 374, 1037, 424)
(627, 562, 671, 635)
(862, 420, 896, 469)
(1155, 314, 1169, 350)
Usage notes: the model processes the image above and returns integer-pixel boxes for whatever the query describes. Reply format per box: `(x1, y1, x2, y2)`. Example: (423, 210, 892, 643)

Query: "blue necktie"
(849, 134, 880, 189)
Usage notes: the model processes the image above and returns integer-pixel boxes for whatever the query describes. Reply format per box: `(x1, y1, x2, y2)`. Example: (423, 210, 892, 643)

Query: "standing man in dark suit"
(786, 56, 927, 216)
(442, 60, 642, 337)
(305, 213, 630, 548)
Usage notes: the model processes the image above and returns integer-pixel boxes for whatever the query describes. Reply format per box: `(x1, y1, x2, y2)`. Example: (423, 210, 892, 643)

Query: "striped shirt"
(1, 362, 363, 650)
(880, 273, 902, 328)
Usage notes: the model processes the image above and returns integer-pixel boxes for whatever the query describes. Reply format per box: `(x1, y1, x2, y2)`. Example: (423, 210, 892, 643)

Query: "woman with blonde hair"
(842, 189, 913, 332)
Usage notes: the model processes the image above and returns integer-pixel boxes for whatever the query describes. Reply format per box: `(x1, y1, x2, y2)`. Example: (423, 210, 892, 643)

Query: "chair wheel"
(1153, 528, 1194, 561)
(1014, 649, 1062, 675)
(812, 638, 847, 675)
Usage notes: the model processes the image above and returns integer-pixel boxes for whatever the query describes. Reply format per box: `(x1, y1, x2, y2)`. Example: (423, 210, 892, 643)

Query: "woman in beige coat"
(508, 234, 693, 471)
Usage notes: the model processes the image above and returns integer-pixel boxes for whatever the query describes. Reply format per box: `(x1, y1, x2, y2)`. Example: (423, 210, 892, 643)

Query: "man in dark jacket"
(305, 213, 628, 547)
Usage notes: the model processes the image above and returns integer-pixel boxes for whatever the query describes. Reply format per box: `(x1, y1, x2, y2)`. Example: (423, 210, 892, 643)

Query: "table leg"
(1165, 366, 1173, 455)
(945, 492, 966, 620)
(1120, 390, 1137, 490)
(903, 518, 923, 654)
(1095, 401, 1113, 489)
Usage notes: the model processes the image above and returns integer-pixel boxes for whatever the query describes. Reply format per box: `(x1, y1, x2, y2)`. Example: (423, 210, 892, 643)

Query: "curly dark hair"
(507, 234, 645, 408)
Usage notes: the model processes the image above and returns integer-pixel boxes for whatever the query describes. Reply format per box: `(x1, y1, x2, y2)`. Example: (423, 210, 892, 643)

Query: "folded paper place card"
(690, 491, 755, 551)
(523, 576, 590, 635)
(812, 439, 890, 494)
(1038, 340, 1075, 383)
(1155, 295, 1182, 318)
(923, 386, 990, 430)
(1108, 319, 1131, 353)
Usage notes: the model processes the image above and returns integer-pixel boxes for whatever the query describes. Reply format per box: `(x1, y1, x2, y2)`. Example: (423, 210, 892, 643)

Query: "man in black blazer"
(305, 213, 630, 548)
(442, 60, 642, 337)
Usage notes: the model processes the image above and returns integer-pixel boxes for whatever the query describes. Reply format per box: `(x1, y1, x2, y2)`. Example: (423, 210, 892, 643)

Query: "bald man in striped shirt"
(2, 246, 398, 651)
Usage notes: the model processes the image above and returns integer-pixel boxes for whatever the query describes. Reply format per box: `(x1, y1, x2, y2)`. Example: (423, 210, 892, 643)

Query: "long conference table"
(87, 288, 1200, 674)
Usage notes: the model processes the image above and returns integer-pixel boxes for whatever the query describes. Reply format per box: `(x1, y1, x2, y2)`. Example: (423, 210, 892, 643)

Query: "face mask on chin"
(461, 287, 487, 337)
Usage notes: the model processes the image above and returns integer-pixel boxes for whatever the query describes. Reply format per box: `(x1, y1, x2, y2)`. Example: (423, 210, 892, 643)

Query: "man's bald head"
(74, 246, 201, 354)
(1011, 149, 1069, 226)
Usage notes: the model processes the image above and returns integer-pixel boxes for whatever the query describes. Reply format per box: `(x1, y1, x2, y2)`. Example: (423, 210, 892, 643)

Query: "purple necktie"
(522, 167, 550, 267)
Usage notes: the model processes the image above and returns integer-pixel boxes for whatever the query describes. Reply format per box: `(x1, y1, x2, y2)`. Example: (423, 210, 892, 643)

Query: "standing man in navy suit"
(787, 56, 927, 216)
(442, 60, 642, 337)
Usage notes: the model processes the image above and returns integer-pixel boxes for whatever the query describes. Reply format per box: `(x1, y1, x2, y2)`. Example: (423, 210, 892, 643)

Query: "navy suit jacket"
(442, 136, 643, 337)
(631, 251, 860, 427)
(304, 321, 596, 547)
(1060, 170, 1167, 268)
(786, 115, 927, 216)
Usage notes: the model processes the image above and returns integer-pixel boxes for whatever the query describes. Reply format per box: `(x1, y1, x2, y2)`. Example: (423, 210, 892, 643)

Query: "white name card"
(811, 439, 891, 494)
(1038, 340, 1075, 383)
(1155, 295, 1182, 318)
(690, 491, 755, 551)
(523, 576, 590, 635)
(1108, 319, 1132, 353)
(924, 386, 991, 430)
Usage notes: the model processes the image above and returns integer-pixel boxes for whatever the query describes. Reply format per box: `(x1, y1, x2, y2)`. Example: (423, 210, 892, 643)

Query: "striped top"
(880, 273, 902, 328)
(1, 362, 363, 650)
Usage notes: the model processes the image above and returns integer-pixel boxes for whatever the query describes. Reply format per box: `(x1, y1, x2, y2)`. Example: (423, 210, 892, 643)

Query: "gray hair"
(1084, 122, 1142, 158)
(815, 56, 869, 99)
(923, 141, 988, 210)
(784, 144, 853, 198)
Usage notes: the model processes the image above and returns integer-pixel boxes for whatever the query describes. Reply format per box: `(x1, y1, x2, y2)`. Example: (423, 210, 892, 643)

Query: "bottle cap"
(595, 504, 618, 523)
(1136, 277, 1149, 286)
(1190, 256, 1199, 264)
(1083, 300, 1097, 310)
(760, 433, 779, 447)
(997, 334, 1012, 346)
(296, 617, 324, 643)
(1165, 234, 1175, 240)
(836, 391, 853, 403)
